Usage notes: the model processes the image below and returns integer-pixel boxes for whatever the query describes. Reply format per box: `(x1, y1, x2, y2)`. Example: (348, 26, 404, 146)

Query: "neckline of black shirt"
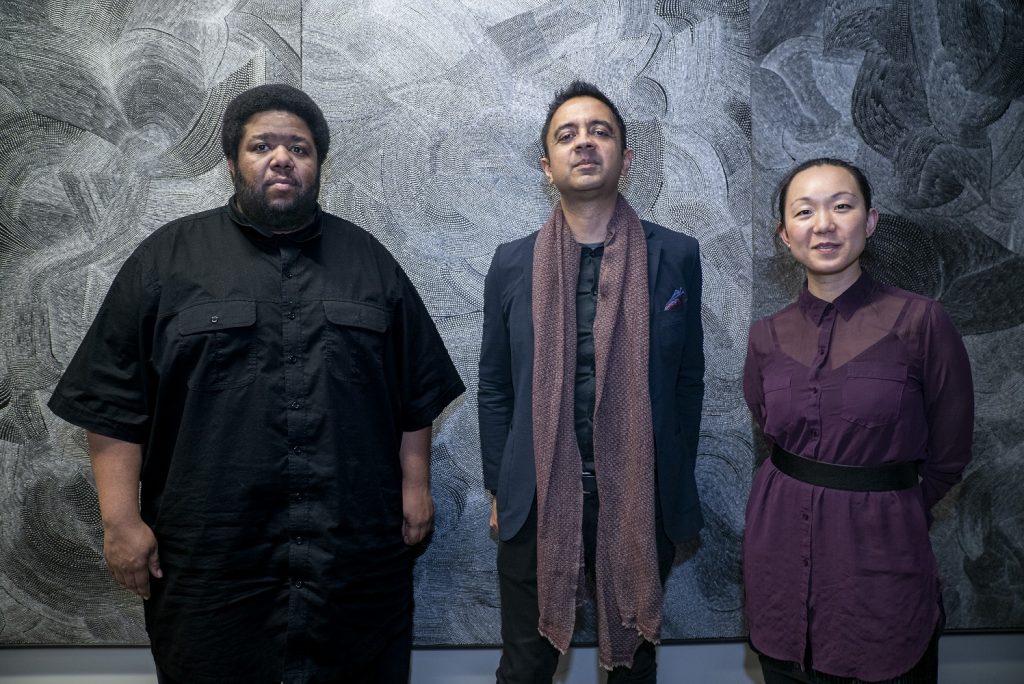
(228, 195, 324, 243)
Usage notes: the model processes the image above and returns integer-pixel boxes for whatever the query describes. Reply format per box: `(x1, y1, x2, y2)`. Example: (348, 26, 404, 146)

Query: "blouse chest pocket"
(323, 301, 390, 384)
(840, 361, 907, 428)
(761, 373, 792, 434)
(177, 300, 258, 391)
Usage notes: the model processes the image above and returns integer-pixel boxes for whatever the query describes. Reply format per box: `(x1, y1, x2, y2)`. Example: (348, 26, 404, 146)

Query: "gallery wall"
(0, 0, 1021, 646)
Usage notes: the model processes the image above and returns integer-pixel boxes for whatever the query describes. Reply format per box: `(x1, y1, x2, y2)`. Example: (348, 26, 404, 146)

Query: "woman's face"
(778, 164, 879, 286)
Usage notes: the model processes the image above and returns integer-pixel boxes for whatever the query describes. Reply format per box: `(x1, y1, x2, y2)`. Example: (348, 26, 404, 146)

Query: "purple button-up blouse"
(742, 272, 974, 681)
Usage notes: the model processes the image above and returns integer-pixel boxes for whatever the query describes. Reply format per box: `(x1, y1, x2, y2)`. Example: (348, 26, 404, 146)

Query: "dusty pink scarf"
(531, 194, 662, 669)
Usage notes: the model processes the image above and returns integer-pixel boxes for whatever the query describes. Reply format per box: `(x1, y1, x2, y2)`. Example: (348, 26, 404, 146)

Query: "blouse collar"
(798, 270, 876, 323)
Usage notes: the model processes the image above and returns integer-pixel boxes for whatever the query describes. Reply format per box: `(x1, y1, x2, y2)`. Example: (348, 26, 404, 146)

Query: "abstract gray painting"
(751, 0, 1024, 631)
(0, 0, 1019, 647)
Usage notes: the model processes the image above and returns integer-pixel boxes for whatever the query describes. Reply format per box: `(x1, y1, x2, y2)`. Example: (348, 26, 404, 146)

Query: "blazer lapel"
(645, 223, 662, 302)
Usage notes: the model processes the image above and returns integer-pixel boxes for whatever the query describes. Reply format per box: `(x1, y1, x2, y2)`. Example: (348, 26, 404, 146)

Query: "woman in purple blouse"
(743, 158, 974, 683)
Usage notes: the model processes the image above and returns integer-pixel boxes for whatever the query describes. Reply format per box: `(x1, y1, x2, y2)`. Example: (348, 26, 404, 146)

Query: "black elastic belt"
(771, 446, 919, 492)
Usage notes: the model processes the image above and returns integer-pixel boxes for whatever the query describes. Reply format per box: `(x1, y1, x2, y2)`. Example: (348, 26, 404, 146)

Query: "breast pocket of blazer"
(655, 309, 688, 355)
(841, 361, 908, 428)
(177, 300, 258, 391)
(323, 301, 390, 384)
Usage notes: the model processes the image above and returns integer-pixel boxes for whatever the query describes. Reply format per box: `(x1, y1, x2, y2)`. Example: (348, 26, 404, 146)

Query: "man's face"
(228, 110, 320, 232)
(540, 96, 632, 199)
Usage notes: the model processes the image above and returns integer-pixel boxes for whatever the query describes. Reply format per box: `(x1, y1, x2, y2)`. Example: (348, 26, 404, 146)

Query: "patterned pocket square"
(664, 287, 687, 311)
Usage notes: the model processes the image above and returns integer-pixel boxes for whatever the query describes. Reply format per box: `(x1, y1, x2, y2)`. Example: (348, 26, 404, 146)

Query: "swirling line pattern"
(304, 0, 752, 644)
(0, 0, 1019, 646)
(752, 0, 1024, 632)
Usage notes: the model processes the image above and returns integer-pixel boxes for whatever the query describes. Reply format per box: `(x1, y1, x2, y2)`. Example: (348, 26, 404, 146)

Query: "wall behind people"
(0, 0, 1020, 647)
(749, 0, 1024, 632)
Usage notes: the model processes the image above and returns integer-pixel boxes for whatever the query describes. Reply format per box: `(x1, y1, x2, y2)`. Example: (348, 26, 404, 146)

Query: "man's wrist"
(101, 509, 144, 529)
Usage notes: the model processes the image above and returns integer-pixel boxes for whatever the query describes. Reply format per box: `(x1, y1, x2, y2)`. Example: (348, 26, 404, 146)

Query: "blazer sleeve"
(675, 241, 705, 457)
(478, 246, 514, 493)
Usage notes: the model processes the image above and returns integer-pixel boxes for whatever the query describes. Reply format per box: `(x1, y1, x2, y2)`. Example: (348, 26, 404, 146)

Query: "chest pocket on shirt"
(841, 361, 907, 428)
(177, 300, 258, 391)
(762, 373, 792, 435)
(324, 301, 389, 384)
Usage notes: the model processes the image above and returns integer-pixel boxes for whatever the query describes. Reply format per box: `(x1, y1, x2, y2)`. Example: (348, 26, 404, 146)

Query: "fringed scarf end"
(537, 624, 571, 656)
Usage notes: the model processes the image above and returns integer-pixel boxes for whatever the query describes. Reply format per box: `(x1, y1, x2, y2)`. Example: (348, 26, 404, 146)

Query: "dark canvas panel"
(0, 0, 1020, 646)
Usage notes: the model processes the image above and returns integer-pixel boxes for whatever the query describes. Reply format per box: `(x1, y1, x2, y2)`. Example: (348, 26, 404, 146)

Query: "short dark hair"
(774, 157, 873, 223)
(541, 80, 627, 156)
(221, 84, 330, 166)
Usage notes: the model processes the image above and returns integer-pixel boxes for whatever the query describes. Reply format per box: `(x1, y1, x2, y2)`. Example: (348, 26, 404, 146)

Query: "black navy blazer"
(478, 220, 705, 543)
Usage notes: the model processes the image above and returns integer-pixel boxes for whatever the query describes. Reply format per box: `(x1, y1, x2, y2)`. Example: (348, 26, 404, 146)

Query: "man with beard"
(479, 81, 705, 682)
(49, 84, 465, 684)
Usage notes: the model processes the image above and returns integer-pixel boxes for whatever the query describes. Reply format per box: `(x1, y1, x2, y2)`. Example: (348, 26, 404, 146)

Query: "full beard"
(233, 171, 321, 233)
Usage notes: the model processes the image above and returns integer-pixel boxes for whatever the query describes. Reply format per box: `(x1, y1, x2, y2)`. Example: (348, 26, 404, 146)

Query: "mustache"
(233, 170, 320, 231)
(265, 175, 298, 186)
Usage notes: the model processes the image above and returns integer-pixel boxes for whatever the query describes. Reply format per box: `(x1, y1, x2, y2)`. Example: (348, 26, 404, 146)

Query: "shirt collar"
(228, 195, 324, 242)
(798, 270, 876, 323)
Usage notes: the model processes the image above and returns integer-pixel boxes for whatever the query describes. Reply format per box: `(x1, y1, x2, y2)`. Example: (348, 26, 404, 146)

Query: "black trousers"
(496, 493, 676, 684)
(155, 620, 412, 684)
(758, 622, 941, 684)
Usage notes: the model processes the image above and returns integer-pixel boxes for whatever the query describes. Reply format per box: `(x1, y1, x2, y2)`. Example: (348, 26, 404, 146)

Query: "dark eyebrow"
(250, 132, 310, 143)
(552, 122, 576, 138)
(552, 119, 617, 138)
(788, 191, 858, 207)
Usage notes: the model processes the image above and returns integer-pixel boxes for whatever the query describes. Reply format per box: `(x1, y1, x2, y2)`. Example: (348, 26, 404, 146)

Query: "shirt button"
(292, 492, 304, 502)
(293, 536, 304, 546)
(210, 315, 219, 324)
(290, 401, 301, 410)
(289, 311, 296, 320)
(802, 512, 809, 521)
(285, 271, 293, 279)
(288, 355, 297, 364)
(291, 445, 302, 453)
(803, 559, 809, 567)
(293, 579, 303, 588)
(810, 387, 818, 395)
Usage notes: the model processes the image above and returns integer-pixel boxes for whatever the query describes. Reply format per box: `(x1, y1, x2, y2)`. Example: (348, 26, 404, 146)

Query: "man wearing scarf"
(479, 81, 706, 682)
